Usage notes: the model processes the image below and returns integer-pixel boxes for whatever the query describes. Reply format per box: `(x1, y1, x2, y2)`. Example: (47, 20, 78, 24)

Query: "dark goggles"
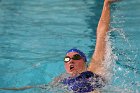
(64, 54, 82, 63)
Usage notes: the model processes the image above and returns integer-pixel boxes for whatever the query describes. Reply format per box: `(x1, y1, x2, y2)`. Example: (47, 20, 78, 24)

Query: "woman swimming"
(0, 0, 118, 92)
(60, 0, 115, 92)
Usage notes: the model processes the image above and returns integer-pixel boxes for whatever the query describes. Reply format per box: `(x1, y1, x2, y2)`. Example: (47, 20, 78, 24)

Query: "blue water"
(0, 0, 140, 93)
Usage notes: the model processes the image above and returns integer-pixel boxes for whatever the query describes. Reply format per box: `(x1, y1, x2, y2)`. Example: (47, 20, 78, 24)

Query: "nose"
(68, 59, 74, 64)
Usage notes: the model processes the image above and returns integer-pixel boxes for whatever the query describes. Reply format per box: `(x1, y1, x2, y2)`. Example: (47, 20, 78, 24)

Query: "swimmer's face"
(64, 52, 86, 76)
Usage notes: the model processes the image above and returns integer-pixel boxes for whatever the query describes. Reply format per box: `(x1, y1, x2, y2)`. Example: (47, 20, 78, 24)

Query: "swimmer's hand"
(105, 0, 121, 3)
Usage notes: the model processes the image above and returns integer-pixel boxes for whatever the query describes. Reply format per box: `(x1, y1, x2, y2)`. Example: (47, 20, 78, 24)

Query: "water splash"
(103, 31, 118, 80)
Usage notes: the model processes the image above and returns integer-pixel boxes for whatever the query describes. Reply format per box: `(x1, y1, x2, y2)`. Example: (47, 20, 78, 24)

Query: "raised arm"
(88, 0, 112, 76)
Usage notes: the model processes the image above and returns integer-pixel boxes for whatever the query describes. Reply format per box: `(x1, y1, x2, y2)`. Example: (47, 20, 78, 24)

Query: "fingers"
(105, 0, 121, 3)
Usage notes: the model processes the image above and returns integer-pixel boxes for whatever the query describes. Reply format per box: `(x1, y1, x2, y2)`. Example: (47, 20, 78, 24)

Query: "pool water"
(0, 0, 140, 93)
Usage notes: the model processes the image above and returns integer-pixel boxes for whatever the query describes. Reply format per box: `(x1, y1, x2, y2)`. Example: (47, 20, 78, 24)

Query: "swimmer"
(60, 0, 116, 92)
(0, 0, 119, 92)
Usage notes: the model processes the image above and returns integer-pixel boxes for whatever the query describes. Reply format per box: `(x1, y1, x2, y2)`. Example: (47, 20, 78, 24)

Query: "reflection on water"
(0, 0, 140, 93)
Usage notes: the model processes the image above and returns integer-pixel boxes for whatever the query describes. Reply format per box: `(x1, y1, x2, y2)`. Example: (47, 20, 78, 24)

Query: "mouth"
(70, 65, 74, 70)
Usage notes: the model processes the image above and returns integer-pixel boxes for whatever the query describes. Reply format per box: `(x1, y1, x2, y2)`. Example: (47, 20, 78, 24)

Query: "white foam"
(103, 31, 118, 81)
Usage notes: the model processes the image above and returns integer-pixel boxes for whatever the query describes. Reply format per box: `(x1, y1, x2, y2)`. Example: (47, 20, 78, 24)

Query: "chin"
(67, 70, 75, 75)
(67, 71, 74, 74)
(69, 71, 80, 77)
